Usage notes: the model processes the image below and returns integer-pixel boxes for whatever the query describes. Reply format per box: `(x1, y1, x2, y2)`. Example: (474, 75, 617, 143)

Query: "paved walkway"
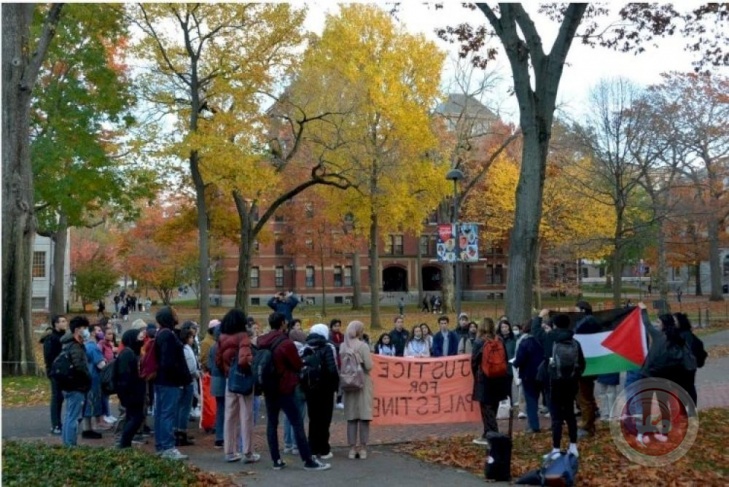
(5, 327, 729, 486)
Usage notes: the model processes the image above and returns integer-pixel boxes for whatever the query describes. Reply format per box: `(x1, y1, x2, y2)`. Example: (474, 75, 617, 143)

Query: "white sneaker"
(190, 407, 201, 419)
(304, 458, 331, 471)
(518, 412, 527, 419)
(161, 448, 188, 460)
(568, 444, 579, 457)
(103, 415, 117, 424)
(472, 437, 489, 446)
(318, 452, 334, 460)
(543, 449, 561, 460)
(244, 452, 261, 464)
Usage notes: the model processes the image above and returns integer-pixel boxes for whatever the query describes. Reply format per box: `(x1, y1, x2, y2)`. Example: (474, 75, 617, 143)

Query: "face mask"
(81, 329, 90, 341)
(513, 328, 521, 336)
(96, 332, 105, 341)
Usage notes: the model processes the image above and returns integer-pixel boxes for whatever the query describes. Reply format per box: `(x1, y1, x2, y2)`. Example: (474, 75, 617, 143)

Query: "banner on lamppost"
(436, 222, 479, 263)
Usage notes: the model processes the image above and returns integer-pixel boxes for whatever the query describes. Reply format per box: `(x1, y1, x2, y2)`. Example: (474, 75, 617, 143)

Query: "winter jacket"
(548, 328, 587, 383)
(41, 329, 64, 375)
(154, 327, 192, 387)
(376, 344, 396, 356)
(389, 327, 410, 357)
(59, 333, 92, 393)
(404, 338, 430, 357)
(432, 330, 459, 357)
(183, 344, 199, 381)
(214, 331, 253, 378)
(199, 333, 216, 372)
(208, 336, 226, 397)
(257, 329, 302, 396)
(304, 333, 339, 392)
(116, 329, 146, 408)
(457, 334, 477, 355)
(98, 340, 115, 363)
(513, 334, 544, 382)
(500, 331, 517, 378)
(680, 330, 707, 368)
(267, 296, 299, 323)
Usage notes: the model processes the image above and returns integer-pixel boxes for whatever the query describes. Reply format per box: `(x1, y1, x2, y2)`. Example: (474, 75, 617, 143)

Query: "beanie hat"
(155, 306, 178, 329)
(553, 314, 571, 329)
(310, 323, 329, 340)
(146, 323, 158, 338)
(458, 312, 469, 320)
(575, 300, 593, 314)
(131, 319, 147, 330)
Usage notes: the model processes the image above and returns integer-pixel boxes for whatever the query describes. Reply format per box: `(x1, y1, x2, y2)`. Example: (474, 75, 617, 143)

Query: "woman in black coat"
(116, 329, 146, 448)
(471, 318, 510, 445)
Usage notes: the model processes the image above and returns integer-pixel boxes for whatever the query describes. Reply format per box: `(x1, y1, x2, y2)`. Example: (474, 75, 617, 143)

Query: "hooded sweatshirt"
(41, 327, 65, 375)
(60, 332, 92, 393)
(116, 329, 146, 407)
(304, 329, 339, 392)
(154, 308, 192, 387)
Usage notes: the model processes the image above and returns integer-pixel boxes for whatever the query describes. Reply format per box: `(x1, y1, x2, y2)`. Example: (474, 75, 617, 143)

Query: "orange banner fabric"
(371, 354, 481, 426)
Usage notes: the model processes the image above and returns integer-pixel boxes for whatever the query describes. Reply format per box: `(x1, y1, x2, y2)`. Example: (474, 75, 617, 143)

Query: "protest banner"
(371, 354, 480, 426)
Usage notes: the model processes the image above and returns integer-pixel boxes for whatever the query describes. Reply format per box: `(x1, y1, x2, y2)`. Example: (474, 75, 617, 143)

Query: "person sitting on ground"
(404, 325, 430, 358)
(374, 333, 396, 356)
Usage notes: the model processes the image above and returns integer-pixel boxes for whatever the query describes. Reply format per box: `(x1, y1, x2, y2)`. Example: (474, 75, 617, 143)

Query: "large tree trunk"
(369, 212, 381, 329)
(233, 192, 253, 312)
(416, 236, 424, 306)
(2, 4, 63, 376)
(694, 261, 703, 296)
(351, 250, 362, 310)
(533, 240, 543, 310)
(48, 213, 68, 318)
(707, 217, 723, 301)
(656, 221, 669, 302)
(437, 205, 454, 313)
(478, 3, 586, 325)
(612, 245, 623, 308)
(190, 151, 211, 325)
(505, 130, 550, 324)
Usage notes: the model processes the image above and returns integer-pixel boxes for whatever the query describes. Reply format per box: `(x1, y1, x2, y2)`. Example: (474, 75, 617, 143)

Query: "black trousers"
(306, 390, 335, 456)
(49, 377, 64, 429)
(480, 399, 499, 437)
(119, 399, 144, 448)
(549, 379, 578, 449)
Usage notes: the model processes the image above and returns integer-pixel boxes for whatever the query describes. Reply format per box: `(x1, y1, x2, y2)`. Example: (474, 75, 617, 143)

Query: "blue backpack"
(541, 452, 579, 486)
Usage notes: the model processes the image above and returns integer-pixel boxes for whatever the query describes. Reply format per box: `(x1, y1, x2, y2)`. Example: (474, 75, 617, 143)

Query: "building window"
(599, 266, 606, 278)
(275, 266, 284, 288)
(250, 267, 260, 288)
(393, 235, 404, 255)
(304, 202, 314, 218)
(305, 239, 314, 250)
(305, 266, 315, 287)
(486, 264, 494, 284)
(333, 266, 343, 287)
(274, 213, 284, 222)
(419, 236, 429, 256)
(32, 251, 46, 278)
(253, 240, 260, 253)
(275, 239, 284, 256)
(344, 266, 353, 286)
(495, 265, 503, 284)
(581, 267, 588, 279)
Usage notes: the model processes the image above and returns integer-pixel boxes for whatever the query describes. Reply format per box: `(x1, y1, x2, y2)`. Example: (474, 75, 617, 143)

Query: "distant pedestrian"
(397, 297, 405, 316)
(422, 294, 430, 313)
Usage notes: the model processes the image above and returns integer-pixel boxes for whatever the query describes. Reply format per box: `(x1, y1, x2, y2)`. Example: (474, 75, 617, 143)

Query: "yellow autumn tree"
(464, 147, 615, 304)
(287, 4, 450, 327)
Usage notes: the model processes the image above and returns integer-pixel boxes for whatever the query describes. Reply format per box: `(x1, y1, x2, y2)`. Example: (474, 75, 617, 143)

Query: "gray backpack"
(549, 339, 581, 380)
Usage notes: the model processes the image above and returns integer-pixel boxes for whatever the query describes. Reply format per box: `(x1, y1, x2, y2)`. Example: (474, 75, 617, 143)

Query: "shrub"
(2, 441, 210, 486)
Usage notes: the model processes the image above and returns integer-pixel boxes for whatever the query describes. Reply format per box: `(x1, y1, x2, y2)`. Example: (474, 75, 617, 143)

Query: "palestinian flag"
(566, 307, 649, 376)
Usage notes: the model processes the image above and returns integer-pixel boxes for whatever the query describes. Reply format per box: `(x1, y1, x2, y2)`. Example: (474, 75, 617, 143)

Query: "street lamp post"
(446, 168, 464, 317)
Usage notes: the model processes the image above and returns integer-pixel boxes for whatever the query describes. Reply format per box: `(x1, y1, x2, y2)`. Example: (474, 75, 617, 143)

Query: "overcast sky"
(301, 2, 705, 124)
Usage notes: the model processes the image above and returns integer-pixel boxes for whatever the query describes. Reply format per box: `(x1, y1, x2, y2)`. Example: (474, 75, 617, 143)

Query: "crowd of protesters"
(42, 289, 706, 471)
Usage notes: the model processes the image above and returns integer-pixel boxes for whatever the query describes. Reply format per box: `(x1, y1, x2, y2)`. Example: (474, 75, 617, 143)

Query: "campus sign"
(371, 354, 480, 426)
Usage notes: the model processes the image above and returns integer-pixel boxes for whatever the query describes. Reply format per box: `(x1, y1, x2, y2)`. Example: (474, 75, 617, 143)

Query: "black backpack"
(299, 346, 326, 393)
(549, 339, 581, 380)
(252, 335, 286, 396)
(100, 359, 117, 395)
(49, 349, 78, 390)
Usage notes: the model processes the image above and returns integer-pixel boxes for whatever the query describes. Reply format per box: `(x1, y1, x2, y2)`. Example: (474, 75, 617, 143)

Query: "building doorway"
(422, 265, 442, 291)
(382, 266, 408, 292)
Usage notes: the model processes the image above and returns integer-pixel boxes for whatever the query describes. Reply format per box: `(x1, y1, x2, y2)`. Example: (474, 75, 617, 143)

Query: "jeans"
(119, 400, 144, 448)
(102, 393, 111, 417)
(306, 390, 334, 456)
(522, 379, 542, 432)
(253, 395, 261, 426)
(265, 392, 312, 463)
(50, 377, 64, 429)
(62, 391, 86, 446)
(283, 387, 306, 448)
(549, 379, 579, 449)
(215, 395, 225, 442)
(177, 383, 194, 431)
(154, 385, 181, 452)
